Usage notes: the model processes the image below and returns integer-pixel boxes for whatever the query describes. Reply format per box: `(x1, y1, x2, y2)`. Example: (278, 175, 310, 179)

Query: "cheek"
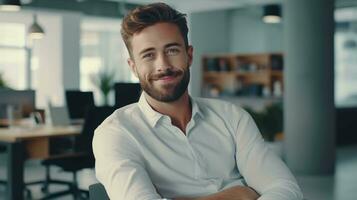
(135, 64, 152, 79)
(170, 55, 187, 68)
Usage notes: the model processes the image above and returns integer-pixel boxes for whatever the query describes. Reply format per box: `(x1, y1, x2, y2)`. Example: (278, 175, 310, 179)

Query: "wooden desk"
(0, 125, 81, 200)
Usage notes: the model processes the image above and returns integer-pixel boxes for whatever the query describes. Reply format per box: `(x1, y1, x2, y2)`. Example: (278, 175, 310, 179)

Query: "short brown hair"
(121, 3, 189, 55)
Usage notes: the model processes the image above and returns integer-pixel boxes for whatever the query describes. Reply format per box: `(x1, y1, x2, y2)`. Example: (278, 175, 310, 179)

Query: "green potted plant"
(244, 102, 283, 141)
(91, 69, 115, 106)
(0, 73, 10, 89)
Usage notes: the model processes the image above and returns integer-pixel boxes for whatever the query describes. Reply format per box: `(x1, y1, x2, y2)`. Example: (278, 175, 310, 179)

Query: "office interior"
(0, 0, 356, 199)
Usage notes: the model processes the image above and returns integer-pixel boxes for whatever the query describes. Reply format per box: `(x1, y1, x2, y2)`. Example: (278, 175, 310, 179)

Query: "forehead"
(131, 22, 185, 54)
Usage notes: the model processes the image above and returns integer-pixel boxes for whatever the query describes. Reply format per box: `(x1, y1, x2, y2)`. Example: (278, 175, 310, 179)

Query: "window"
(0, 23, 29, 90)
(335, 31, 357, 107)
(335, 8, 357, 107)
(80, 18, 137, 105)
(0, 23, 26, 47)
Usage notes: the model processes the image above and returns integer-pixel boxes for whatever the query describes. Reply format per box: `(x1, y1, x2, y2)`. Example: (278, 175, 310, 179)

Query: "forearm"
(174, 185, 259, 200)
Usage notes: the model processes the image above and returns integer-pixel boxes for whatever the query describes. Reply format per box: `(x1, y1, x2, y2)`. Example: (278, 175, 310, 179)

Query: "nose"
(155, 53, 172, 72)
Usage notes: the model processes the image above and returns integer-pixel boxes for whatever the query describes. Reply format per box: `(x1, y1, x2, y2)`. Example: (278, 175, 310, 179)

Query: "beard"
(138, 66, 190, 102)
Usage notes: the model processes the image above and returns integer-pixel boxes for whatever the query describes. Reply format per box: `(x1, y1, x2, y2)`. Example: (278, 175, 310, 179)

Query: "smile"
(159, 75, 176, 80)
(150, 70, 182, 82)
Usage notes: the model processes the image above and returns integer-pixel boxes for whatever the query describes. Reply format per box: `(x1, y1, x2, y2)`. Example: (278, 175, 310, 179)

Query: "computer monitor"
(0, 89, 36, 119)
(114, 83, 141, 108)
(65, 90, 94, 120)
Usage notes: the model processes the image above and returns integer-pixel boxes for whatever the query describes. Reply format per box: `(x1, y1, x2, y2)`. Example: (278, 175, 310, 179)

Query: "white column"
(62, 12, 81, 91)
(284, 0, 335, 175)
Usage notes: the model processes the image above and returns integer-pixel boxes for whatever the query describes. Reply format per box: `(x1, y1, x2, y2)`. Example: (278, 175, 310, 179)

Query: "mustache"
(150, 69, 183, 80)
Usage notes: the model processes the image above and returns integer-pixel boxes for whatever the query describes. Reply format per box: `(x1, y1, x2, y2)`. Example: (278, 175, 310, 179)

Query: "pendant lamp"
(29, 14, 45, 40)
(262, 4, 281, 24)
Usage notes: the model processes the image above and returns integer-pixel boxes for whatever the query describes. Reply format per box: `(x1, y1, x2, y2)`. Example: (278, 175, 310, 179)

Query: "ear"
(187, 45, 193, 67)
(127, 58, 138, 78)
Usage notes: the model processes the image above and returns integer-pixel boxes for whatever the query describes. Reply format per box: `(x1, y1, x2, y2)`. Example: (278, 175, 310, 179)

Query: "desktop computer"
(0, 89, 35, 127)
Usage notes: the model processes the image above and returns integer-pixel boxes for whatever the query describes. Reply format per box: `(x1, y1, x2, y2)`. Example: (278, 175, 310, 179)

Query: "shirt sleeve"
(234, 108, 304, 200)
(92, 121, 165, 200)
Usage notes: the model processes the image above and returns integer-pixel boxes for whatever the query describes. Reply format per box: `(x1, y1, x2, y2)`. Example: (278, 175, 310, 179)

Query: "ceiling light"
(262, 4, 281, 24)
(28, 14, 45, 40)
(0, 0, 22, 11)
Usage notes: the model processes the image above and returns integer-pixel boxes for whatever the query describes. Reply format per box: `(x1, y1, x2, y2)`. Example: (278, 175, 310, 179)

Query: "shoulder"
(93, 103, 141, 143)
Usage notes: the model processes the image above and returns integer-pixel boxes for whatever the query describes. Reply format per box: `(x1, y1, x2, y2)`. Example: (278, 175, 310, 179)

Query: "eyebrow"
(138, 42, 182, 56)
(164, 42, 182, 49)
(139, 47, 155, 56)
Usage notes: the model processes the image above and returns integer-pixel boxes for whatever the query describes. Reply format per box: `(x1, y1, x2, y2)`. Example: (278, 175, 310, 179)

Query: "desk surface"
(0, 125, 83, 200)
(0, 125, 82, 143)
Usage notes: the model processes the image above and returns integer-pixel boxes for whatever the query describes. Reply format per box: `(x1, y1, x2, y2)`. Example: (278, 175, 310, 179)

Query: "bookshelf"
(201, 53, 284, 98)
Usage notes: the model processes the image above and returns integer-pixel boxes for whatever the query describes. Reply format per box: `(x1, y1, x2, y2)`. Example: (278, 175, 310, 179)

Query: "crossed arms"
(174, 185, 259, 200)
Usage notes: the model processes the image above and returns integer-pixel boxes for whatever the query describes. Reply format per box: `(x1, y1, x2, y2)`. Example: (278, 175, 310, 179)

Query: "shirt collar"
(138, 92, 204, 128)
(138, 93, 163, 127)
(191, 97, 204, 120)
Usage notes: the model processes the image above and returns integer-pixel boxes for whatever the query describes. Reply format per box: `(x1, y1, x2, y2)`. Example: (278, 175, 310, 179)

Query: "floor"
(0, 145, 356, 200)
(297, 145, 357, 200)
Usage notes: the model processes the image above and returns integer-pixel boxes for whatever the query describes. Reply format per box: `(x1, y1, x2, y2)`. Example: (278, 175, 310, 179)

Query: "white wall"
(229, 7, 283, 53)
(189, 10, 230, 97)
(62, 12, 81, 92)
(37, 11, 81, 107)
(32, 13, 63, 107)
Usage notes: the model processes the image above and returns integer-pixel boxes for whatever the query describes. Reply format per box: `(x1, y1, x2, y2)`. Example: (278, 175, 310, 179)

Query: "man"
(93, 3, 303, 200)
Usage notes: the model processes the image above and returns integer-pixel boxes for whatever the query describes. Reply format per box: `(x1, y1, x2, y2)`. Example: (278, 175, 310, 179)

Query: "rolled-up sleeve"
(92, 122, 164, 200)
(235, 109, 304, 200)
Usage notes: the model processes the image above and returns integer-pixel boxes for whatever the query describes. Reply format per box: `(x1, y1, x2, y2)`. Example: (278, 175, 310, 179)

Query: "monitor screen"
(114, 83, 141, 108)
(65, 90, 94, 120)
(0, 89, 35, 119)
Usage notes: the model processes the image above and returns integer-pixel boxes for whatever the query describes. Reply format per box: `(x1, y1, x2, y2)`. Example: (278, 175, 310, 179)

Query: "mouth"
(151, 71, 182, 83)
(158, 75, 176, 81)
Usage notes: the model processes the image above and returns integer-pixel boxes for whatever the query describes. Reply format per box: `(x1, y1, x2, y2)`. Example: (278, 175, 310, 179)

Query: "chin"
(156, 91, 182, 102)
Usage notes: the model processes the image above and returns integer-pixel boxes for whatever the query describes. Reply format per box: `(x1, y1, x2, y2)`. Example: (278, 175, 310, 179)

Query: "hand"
(219, 185, 259, 200)
(174, 185, 260, 200)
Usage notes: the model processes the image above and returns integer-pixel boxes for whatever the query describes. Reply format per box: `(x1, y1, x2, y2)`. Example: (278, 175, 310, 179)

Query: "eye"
(166, 48, 180, 56)
(142, 52, 155, 60)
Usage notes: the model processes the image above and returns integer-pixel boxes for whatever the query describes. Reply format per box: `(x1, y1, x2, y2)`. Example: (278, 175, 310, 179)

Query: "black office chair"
(26, 106, 116, 200)
(65, 90, 94, 121)
(114, 82, 141, 108)
(48, 91, 94, 156)
(0, 145, 6, 186)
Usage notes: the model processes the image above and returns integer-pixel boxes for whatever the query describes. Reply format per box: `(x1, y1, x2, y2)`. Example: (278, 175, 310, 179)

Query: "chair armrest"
(89, 183, 110, 200)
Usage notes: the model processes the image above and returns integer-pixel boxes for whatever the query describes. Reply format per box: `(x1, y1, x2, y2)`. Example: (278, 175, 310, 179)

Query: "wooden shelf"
(204, 71, 237, 76)
(201, 53, 284, 98)
(271, 71, 283, 77)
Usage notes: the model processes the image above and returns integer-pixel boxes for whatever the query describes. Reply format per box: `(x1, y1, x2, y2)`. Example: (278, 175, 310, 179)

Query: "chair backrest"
(114, 82, 141, 108)
(75, 106, 116, 155)
(65, 90, 94, 120)
(89, 183, 110, 200)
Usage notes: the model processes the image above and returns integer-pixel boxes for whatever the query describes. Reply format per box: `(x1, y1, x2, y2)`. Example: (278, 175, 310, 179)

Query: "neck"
(145, 91, 192, 134)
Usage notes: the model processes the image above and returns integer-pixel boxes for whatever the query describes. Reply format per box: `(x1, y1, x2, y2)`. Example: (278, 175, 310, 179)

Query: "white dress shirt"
(92, 93, 303, 200)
